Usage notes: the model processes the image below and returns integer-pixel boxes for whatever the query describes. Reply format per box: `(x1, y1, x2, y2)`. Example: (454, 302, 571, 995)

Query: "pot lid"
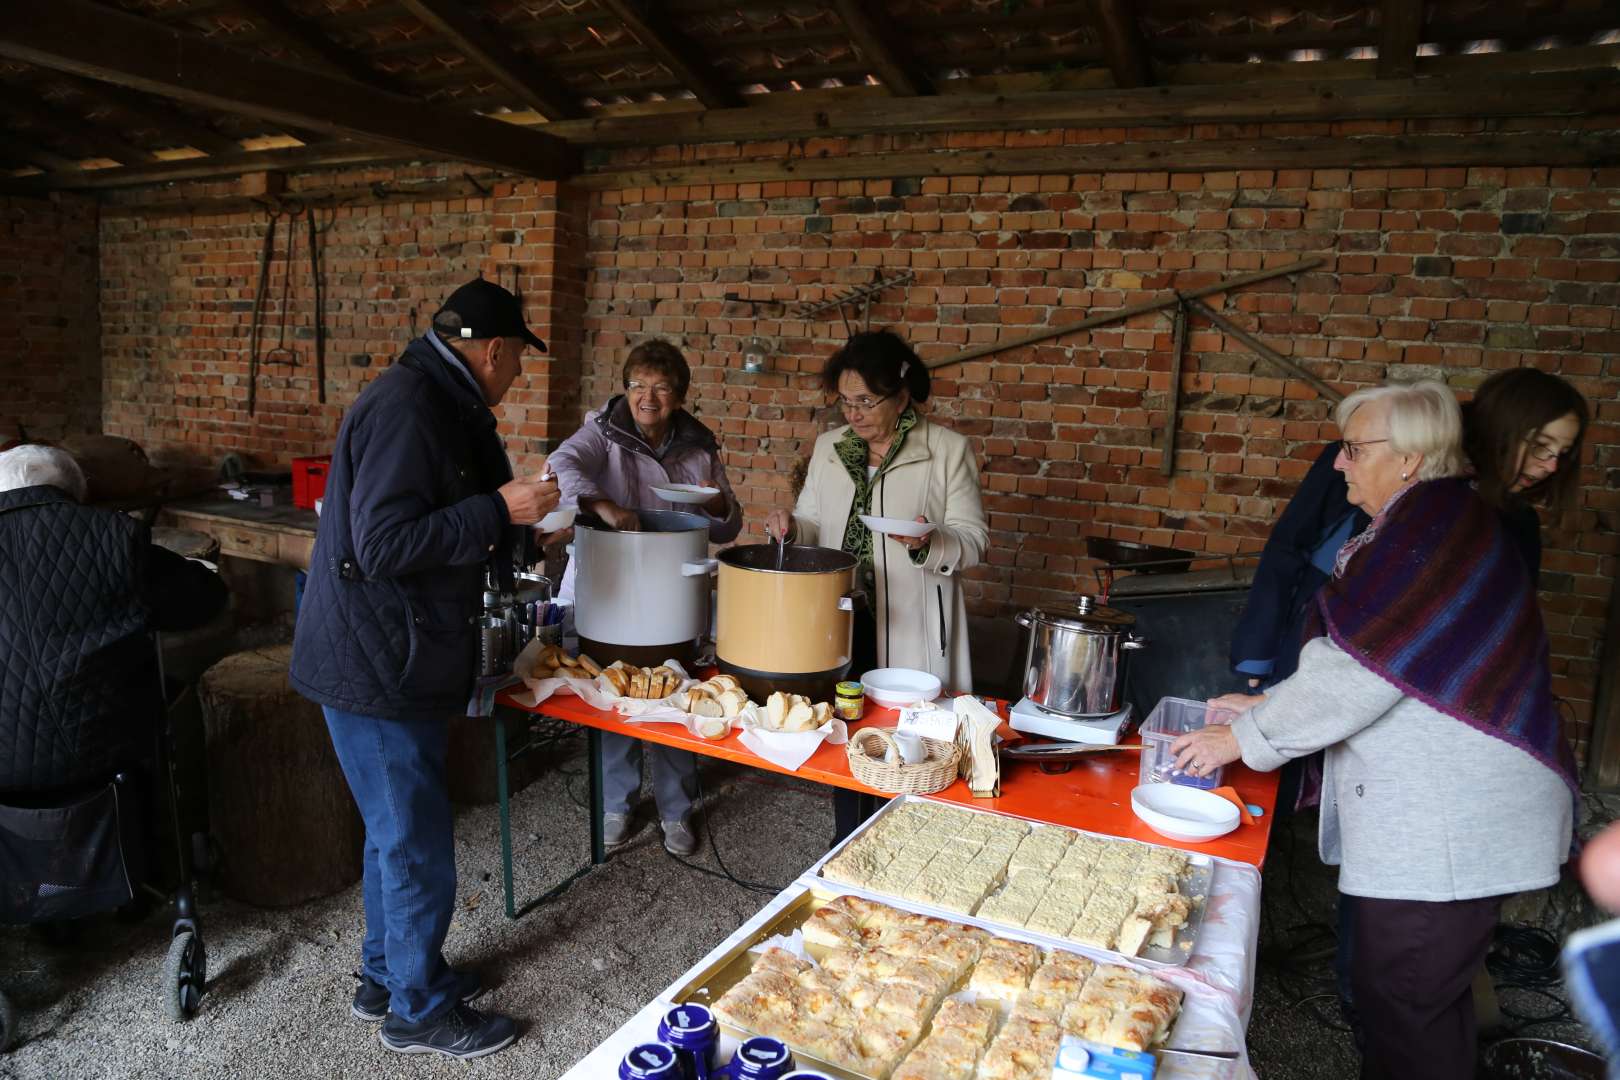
(1022, 595, 1136, 633)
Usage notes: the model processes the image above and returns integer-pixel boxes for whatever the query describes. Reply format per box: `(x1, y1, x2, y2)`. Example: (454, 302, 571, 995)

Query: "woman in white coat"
(766, 330, 989, 840)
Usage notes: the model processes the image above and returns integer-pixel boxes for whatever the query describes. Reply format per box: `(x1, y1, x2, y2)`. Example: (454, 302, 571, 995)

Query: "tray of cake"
(673, 886, 1194, 1080)
(804, 797, 1213, 968)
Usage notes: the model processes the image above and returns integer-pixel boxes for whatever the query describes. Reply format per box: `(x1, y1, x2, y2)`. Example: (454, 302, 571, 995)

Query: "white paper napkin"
(738, 704, 849, 772)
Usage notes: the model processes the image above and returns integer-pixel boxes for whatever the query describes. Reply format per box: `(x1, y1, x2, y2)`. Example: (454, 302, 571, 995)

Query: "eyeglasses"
(836, 392, 896, 414)
(1340, 438, 1388, 463)
(1524, 440, 1572, 464)
(627, 380, 677, 399)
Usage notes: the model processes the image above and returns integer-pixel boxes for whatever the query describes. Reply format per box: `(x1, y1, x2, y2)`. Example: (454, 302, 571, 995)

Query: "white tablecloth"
(560, 858, 1264, 1080)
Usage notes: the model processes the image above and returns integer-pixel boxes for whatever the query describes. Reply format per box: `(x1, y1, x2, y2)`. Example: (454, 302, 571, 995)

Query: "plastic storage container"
(1138, 696, 1238, 791)
(292, 455, 331, 510)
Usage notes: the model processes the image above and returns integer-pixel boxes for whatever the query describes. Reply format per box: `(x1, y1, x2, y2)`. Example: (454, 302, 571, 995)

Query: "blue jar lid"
(619, 1042, 680, 1080)
(657, 1003, 717, 1048)
(734, 1036, 793, 1078)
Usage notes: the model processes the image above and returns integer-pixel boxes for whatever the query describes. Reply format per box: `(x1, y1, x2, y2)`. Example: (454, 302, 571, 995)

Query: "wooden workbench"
(161, 493, 319, 570)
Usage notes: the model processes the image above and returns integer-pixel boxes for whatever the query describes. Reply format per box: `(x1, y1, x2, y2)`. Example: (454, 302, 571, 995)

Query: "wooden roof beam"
(2, 94, 159, 164)
(397, 0, 582, 120)
(0, 0, 576, 179)
(598, 0, 739, 109)
(832, 0, 931, 96)
(1091, 0, 1151, 89)
(0, 141, 409, 192)
(231, 0, 408, 95)
(1378, 0, 1423, 79)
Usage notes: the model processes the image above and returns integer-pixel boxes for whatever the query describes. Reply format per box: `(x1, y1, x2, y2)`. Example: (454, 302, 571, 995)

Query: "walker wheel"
(162, 930, 207, 1021)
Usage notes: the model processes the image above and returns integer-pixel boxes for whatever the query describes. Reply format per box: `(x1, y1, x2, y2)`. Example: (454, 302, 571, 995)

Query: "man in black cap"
(291, 276, 558, 1059)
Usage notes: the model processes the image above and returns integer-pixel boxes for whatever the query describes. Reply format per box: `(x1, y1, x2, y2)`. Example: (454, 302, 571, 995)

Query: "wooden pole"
(926, 257, 1322, 370)
(1183, 298, 1344, 404)
(1160, 304, 1188, 477)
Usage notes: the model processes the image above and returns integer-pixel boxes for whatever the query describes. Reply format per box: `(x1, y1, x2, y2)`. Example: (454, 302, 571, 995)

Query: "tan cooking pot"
(716, 544, 862, 702)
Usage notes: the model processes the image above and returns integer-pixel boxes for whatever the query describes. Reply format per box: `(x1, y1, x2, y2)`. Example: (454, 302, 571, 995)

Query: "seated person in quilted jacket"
(0, 444, 227, 794)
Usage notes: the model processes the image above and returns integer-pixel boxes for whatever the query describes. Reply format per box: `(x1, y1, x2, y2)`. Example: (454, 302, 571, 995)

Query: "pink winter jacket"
(548, 396, 742, 602)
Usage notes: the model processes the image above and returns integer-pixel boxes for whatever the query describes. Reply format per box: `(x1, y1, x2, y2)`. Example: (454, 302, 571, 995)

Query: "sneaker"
(379, 1001, 517, 1060)
(662, 818, 699, 857)
(602, 812, 634, 848)
(351, 968, 484, 1023)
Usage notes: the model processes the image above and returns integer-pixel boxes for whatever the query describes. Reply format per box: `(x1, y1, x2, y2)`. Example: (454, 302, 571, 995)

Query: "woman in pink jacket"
(547, 340, 741, 856)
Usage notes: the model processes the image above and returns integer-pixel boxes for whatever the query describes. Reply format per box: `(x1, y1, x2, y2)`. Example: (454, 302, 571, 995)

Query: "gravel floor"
(0, 731, 1606, 1079)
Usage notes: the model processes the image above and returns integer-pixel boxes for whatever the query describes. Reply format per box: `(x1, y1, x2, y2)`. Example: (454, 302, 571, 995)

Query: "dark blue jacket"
(1, 485, 227, 791)
(289, 337, 516, 720)
(1230, 443, 1368, 686)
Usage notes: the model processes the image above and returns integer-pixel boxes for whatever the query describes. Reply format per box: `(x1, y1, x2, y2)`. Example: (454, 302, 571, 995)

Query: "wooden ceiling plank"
(59, 78, 243, 155)
(397, 0, 582, 120)
(0, 0, 576, 179)
(598, 0, 739, 109)
(576, 130, 1620, 189)
(0, 142, 410, 192)
(832, 0, 931, 96)
(1091, 0, 1151, 89)
(231, 0, 407, 94)
(2, 94, 159, 164)
(545, 67, 1620, 147)
(0, 130, 84, 173)
(1378, 0, 1424, 79)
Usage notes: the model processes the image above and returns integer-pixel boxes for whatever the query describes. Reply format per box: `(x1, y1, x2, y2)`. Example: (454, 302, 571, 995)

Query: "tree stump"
(199, 645, 363, 907)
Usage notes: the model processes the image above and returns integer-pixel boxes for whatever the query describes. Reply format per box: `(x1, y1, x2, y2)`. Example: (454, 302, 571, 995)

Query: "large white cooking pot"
(573, 508, 716, 667)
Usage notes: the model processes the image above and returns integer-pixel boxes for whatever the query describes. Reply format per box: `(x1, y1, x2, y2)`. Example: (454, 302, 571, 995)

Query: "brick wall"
(579, 152, 1620, 756)
(85, 136, 1619, 755)
(98, 168, 584, 477)
(0, 194, 101, 444)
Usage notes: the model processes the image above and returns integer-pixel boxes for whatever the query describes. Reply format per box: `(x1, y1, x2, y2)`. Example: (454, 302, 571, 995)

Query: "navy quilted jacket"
(0, 485, 227, 792)
(289, 338, 516, 721)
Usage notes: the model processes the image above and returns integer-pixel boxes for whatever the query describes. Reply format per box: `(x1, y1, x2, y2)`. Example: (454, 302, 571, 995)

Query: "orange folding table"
(494, 687, 1279, 917)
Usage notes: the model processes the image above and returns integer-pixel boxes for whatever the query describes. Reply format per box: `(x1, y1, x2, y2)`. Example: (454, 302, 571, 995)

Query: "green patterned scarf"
(836, 408, 920, 583)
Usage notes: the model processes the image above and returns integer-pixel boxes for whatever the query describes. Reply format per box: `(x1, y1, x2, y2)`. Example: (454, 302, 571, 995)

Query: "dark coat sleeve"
(348, 404, 509, 579)
(142, 544, 229, 632)
(1230, 442, 1364, 677)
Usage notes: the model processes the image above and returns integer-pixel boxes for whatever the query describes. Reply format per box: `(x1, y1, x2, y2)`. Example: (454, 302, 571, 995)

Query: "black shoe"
(351, 968, 484, 1023)
(379, 1002, 517, 1060)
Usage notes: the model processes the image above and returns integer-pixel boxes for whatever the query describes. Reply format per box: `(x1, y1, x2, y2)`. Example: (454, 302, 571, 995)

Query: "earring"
(1400, 472, 1409, 481)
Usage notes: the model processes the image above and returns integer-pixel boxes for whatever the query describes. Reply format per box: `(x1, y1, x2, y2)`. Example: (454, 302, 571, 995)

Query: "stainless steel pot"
(573, 509, 716, 666)
(1015, 596, 1147, 717)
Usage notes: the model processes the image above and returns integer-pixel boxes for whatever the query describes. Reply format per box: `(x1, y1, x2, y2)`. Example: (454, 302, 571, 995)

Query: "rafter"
(230, 0, 407, 95)
(397, 0, 581, 120)
(832, 0, 930, 96)
(1090, 0, 1151, 88)
(598, 0, 739, 109)
(0, 142, 408, 192)
(1, 0, 575, 178)
(2, 94, 158, 165)
(1378, 0, 1424, 79)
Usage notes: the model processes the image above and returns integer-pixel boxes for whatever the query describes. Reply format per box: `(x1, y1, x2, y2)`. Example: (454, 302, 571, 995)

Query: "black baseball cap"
(431, 276, 546, 352)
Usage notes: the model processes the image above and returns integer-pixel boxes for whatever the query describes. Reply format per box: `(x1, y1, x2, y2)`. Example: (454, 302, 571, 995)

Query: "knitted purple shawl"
(1310, 477, 1578, 796)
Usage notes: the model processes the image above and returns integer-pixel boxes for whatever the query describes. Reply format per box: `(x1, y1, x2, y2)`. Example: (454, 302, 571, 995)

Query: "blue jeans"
(323, 707, 459, 1024)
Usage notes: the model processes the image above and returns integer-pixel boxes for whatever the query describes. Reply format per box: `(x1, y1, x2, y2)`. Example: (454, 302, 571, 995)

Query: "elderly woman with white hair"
(0, 445, 227, 795)
(1172, 380, 1577, 1080)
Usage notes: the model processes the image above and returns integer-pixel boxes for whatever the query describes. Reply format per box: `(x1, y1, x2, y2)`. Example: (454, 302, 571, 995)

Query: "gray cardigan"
(1233, 636, 1572, 902)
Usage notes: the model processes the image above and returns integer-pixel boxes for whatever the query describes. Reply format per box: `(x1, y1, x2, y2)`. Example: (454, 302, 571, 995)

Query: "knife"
(1157, 1047, 1241, 1062)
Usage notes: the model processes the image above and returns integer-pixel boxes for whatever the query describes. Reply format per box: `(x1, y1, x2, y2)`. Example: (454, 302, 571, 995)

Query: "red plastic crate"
(292, 455, 331, 510)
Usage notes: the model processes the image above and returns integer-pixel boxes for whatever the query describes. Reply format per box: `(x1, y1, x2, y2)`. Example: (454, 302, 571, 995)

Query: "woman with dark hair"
(1462, 367, 1588, 580)
(548, 338, 742, 856)
(765, 330, 988, 840)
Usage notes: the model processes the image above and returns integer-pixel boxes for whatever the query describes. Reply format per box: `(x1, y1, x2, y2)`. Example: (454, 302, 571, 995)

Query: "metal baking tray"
(800, 794, 1215, 968)
(671, 882, 1193, 1080)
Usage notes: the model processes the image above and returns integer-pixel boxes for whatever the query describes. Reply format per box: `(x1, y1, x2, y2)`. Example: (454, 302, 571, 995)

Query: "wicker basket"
(845, 727, 962, 795)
